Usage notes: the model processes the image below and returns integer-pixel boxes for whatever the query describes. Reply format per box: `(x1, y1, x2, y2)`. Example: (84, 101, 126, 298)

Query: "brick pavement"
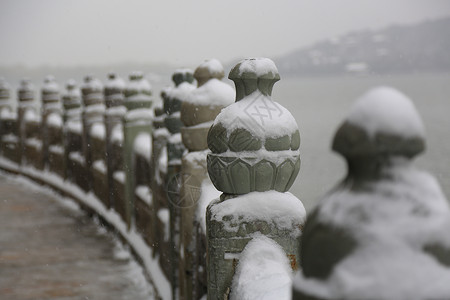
(0, 172, 155, 300)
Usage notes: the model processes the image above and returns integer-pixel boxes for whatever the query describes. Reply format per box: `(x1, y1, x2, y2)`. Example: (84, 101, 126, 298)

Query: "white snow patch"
(230, 234, 293, 300)
(125, 108, 154, 121)
(106, 105, 127, 117)
(135, 185, 152, 206)
(134, 132, 152, 161)
(210, 191, 305, 236)
(168, 133, 182, 144)
(46, 113, 62, 128)
(169, 82, 195, 102)
(90, 122, 106, 140)
(214, 93, 298, 139)
(158, 208, 170, 242)
(294, 160, 450, 299)
(196, 179, 221, 234)
(346, 86, 425, 139)
(153, 128, 170, 139)
(49, 144, 64, 155)
(25, 137, 42, 149)
(113, 171, 125, 183)
(111, 124, 123, 143)
(93, 159, 107, 174)
(186, 78, 235, 106)
(237, 58, 278, 77)
(69, 151, 85, 165)
(67, 120, 82, 134)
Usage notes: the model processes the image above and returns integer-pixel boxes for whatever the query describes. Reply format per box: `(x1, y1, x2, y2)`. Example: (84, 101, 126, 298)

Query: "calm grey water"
(272, 73, 450, 211)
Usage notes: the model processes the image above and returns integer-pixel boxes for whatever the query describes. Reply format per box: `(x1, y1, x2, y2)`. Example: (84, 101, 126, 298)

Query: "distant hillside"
(274, 17, 450, 76)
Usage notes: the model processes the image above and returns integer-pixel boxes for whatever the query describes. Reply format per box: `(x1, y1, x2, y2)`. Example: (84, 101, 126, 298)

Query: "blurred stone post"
(164, 69, 195, 300)
(0, 77, 17, 161)
(41, 75, 62, 172)
(120, 71, 152, 229)
(104, 72, 126, 208)
(206, 58, 306, 300)
(17, 78, 41, 167)
(0, 77, 11, 115)
(80, 75, 104, 191)
(293, 87, 450, 300)
(152, 90, 171, 279)
(178, 59, 234, 300)
(62, 80, 82, 181)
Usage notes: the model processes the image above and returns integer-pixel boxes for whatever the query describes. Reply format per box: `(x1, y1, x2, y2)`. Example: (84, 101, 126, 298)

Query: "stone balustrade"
(0, 59, 445, 300)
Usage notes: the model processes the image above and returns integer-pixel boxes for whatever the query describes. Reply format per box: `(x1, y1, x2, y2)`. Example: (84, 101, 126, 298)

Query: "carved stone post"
(293, 87, 450, 299)
(62, 80, 82, 181)
(179, 59, 234, 300)
(152, 90, 172, 279)
(206, 58, 306, 300)
(121, 71, 152, 228)
(41, 75, 62, 172)
(17, 79, 40, 167)
(164, 69, 195, 299)
(104, 72, 126, 208)
(0, 78, 17, 161)
(80, 75, 104, 191)
(0, 77, 11, 115)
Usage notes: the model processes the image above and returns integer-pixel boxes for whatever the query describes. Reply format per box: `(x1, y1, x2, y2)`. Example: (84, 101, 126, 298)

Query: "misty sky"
(1, 0, 449, 67)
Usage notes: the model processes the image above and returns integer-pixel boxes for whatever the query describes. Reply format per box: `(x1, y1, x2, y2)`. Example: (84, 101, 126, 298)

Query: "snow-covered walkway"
(0, 172, 155, 300)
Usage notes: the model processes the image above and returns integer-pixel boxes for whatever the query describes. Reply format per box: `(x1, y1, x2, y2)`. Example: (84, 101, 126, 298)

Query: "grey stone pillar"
(0, 77, 16, 160)
(164, 69, 195, 300)
(0, 77, 11, 114)
(80, 75, 104, 191)
(293, 87, 450, 300)
(17, 78, 38, 166)
(104, 72, 126, 208)
(206, 58, 305, 300)
(41, 75, 61, 169)
(121, 71, 153, 229)
(179, 59, 234, 300)
(62, 80, 82, 180)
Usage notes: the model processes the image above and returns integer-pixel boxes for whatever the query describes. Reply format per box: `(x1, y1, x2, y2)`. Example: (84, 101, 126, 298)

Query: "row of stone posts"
(1, 57, 447, 300)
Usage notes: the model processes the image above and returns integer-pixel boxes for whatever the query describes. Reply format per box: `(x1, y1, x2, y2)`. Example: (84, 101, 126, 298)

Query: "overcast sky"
(1, 0, 449, 67)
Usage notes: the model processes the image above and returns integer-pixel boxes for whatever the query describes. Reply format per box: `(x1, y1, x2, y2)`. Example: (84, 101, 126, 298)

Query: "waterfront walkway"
(0, 172, 155, 300)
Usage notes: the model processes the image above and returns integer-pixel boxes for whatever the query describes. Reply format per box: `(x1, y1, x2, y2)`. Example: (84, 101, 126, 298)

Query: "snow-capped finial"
(41, 75, 60, 104)
(81, 75, 103, 106)
(333, 86, 425, 160)
(0, 77, 10, 100)
(104, 72, 125, 108)
(193, 58, 225, 87)
(18, 78, 34, 102)
(123, 71, 152, 111)
(228, 57, 280, 101)
(294, 86, 450, 300)
(62, 79, 81, 111)
(207, 58, 300, 194)
(172, 69, 194, 87)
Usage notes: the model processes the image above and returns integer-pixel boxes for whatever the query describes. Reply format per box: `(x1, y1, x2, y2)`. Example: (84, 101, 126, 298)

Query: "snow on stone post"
(152, 89, 172, 279)
(103, 72, 126, 208)
(62, 80, 82, 181)
(206, 58, 306, 300)
(80, 75, 104, 191)
(164, 68, 195, 299)
(178, 59, 234, 300)
(0, 77, 16, 160)
(0, 77, 11, 114)
(121, 71, 153, 229)
(40, 75, 62, 172)
(17, 78, 41, 168)
(293, 87, 450, 300)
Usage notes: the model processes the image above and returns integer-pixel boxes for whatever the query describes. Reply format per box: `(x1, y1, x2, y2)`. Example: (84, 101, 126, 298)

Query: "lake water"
(271, 73, 450, 211)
